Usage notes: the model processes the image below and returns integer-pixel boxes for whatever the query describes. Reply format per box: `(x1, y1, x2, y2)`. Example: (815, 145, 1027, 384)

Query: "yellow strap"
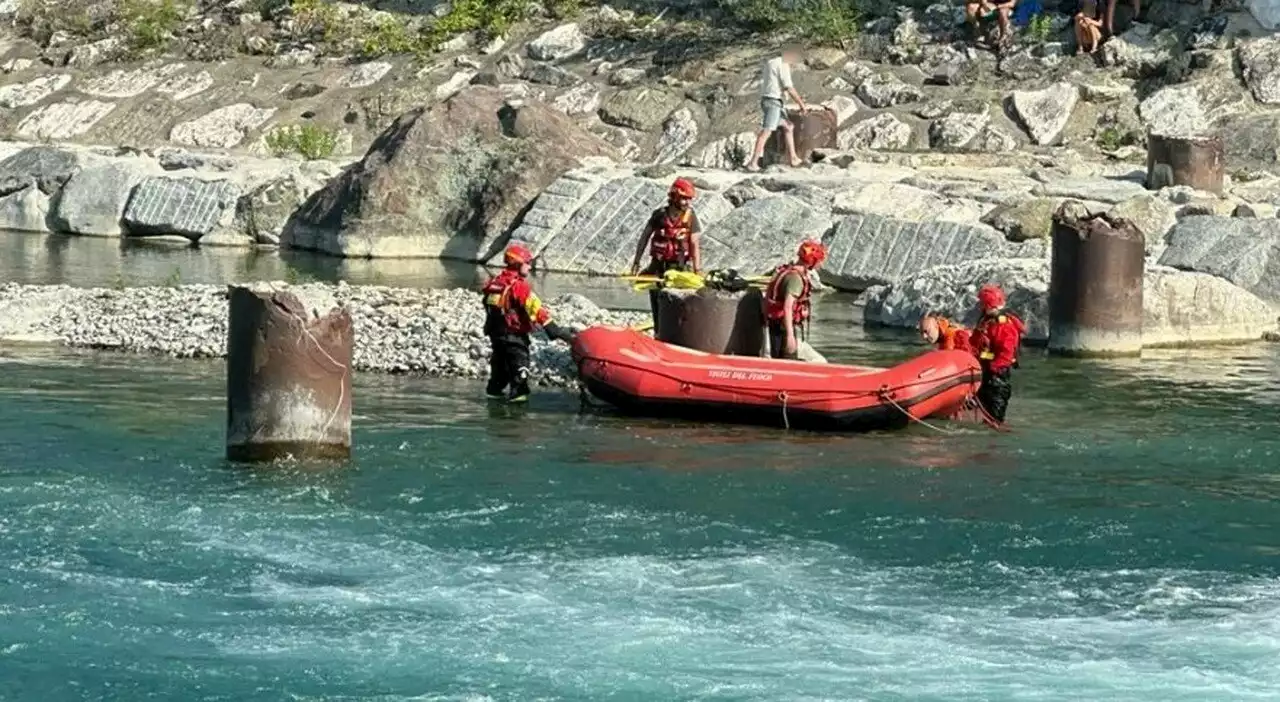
(979, 351, 994, 360)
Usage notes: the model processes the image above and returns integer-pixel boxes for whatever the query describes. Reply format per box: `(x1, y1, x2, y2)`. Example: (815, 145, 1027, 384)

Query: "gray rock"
(839, 113, 912, 151)
(123, 177, 239, 241)
(1234, 202, 1277, 219)
(607, 67, 647, 87)
(805, 47, 848, 70)
(1032, 177, 1148, 204)
(929, 111, 989, 150)
(0, 182, 52, 233)
(833, 182, 988, 223)
(169, 104, 275, 149)
(653, 108, 698, 164)
(15, 100, 116, 140)
(1010, 82, 1078, 145)
(1102, 24, 1176, 78)
(1219, 113, 1280, 168)
(338, 61, 392, 89)
(51, 162, 152, 237)
(1238, 36, 1280, 105)
(522, 63, 579, 87)
(693, 132, 756, 170)
(1139, 85, 1208, 137)
(981, 198, 1062, 242)
(1108, 193, 1177, 254)
(66, 37, 122, 68)
(508, 169, 612, 255)
(699, 196, 834, 273)
(551, 83, 600, 115)
(823, 212, 1029, 291)
(527, 23, 586, 61)
(1157, 216, 1280, 302)
(154, 148, 238, 172)
(0, 146, 82, 195)
(0, 74, 70, 108)
(234, 174, 316, 246)
(80, 63, 185, 98)
(862, 257, 1276, 344)
(598, 87, 683, 131)
(971, 125, 1019, 153)
(855, 74, 924, 108)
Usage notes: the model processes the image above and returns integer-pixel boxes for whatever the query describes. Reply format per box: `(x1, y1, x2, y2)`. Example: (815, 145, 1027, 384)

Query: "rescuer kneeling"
(969, 284, 1025, 425)
(481, 244, 575, 403)
(764, 240, 827, 360)
(919, 312, 973, 353)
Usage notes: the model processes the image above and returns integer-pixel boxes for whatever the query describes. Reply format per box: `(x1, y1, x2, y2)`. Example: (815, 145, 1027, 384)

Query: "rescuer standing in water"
(481, 244, 575, 403)
(969, 283, 1025, 424)
(629, 178, 702, 277)
(764, 240, 827, 360)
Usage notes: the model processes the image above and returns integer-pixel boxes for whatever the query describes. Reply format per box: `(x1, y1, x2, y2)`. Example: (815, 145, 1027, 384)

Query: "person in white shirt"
(744, 46, 807, 172)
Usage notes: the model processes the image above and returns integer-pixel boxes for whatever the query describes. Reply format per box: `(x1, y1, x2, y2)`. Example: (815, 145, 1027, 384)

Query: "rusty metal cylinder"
(1145, 133, 1225, 195)
(1048, 201, 1145, 358)
(226, 284, 354, 462)
(767, 108, 838, 165)
(655, 287, 766, 355)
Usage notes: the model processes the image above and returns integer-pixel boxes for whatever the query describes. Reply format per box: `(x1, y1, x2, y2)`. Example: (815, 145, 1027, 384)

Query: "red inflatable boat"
(572, 326, 983, 432)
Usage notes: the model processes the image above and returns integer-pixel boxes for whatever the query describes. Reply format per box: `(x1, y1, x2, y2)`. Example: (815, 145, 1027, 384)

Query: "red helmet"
(977, 283, 1006, 311)
(503, 243, 533, 268)
(797, 240, 827, 268)
(669, 178, 696, 200)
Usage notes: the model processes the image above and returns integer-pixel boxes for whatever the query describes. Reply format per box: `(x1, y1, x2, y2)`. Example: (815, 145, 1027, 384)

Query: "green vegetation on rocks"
(264, 123, 339, 160)
(720, 0, 861, 46)
(120, 0, 187, 52)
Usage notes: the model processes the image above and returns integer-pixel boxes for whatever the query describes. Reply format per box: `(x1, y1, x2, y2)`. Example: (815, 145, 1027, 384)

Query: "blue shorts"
(760, 97, 786, 131)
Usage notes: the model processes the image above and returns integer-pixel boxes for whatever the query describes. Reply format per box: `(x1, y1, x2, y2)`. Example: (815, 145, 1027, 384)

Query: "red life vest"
(649, 208, 694, 263)
(482, 270, 533, 335)
(764, 264, 812, 324)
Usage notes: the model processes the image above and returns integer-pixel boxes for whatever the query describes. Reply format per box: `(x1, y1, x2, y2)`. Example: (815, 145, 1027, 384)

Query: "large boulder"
(1157, 216, 1280, 302)
(822, 212, 1039, 291)
(282, 87, 617, 260)
(833, 182, 989, 223)
(51, 161, 154, 237)
(1238, 36, 1280, 105)
(531, 175, 731, 274)
(862, 258, 1276, 345)
(1009, 82, 1078, 145)
(0, 182, 52, 233)
(0, 146, 83, 195)
(234, 173, 324, 246)
(699, 196, 833, 273)
(122, 176, 239, 241)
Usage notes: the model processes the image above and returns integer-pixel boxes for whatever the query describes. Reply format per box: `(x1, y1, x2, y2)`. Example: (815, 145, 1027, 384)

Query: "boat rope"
(878, 387, 965, 435)
(778, 391, 790, 430)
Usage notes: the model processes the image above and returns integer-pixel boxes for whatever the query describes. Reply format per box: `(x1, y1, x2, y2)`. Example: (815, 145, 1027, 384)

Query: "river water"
(3, 230, 1280, 700)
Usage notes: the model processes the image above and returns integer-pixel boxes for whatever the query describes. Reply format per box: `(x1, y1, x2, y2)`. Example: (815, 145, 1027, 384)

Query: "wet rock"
(1158, 216, 1280, 302)
(839, 113, 913, 151)
(855, 74, 924, 108)
(1108, 193, 1178, 254)
(1239, 37, 1280, 105)
(552, 83, 600, 116)
(1010, 82, 1078, 145)
(1139, 85, 1208, 137)
(0, 183, 52, 233)
(0, 146, 83, 195)
(0, 74, 71, 108)
(52, 162, 153, 237)
(527, 23, 586, 61)
(981, 197, 1061, 242)
(170, 104, 276, 149)
(285, 87, 617, 260)
(598, 87, 683, 131)
(123, 177, 239, 241)
(653, 108, 698, 164)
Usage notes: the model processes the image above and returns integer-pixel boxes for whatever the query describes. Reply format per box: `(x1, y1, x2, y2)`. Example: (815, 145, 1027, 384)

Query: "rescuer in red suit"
(481, 244, 574, 403)
(968, 283, 1025, 424)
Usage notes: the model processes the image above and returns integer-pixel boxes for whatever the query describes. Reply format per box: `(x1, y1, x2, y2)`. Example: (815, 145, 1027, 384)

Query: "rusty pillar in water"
(655, 287, 766, 356)
(1145, 132, 1225, 195)
(1048, 201, 1145, 357)
(226, 285, 353, 462)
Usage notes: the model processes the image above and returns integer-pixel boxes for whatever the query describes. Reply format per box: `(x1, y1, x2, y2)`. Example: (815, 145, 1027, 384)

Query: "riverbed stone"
(833, 182, 988, 223)
(284, 86, 617, 260)
(169, 103, 276, 149)
(0, 74, 70, 108)
(51, 161, 153, 237)
(1157, 215, 1280, 302)
(339, 61, 393, 88)
(551, 83, 601, 116)
(862, 257, 1276, 344)
(1032, 177, 1147, 204)
(155, 69, 214, 101)
(234, 173, 314, 246)
(527, 23, 586, 61)
(520, 63, 578, 87)
(694, 131, 756, 170)
(823, 212, 1022, 291)
(123, 176, 239, 240)
(65, 37, 121, 68)
(1010, 82, 1078, 145)
(1238, 36, 1280, 105)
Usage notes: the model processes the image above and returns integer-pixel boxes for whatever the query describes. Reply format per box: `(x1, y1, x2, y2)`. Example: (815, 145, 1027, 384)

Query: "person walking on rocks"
(744, 46, 807, 172)
(969, 284, 1025, 425)
(764, 240, 827, 360)
(482, 243, 575, 403)
(630, 177, 702, 278)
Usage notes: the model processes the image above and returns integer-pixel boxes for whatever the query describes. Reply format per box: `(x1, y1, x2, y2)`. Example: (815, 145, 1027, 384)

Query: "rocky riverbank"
(0, 281, 646, 386)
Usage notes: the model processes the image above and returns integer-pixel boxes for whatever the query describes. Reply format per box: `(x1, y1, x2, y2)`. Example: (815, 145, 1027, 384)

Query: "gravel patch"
(0, 282, 647, 388)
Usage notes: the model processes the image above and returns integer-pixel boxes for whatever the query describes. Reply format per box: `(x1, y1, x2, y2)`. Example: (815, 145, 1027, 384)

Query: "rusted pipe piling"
(1048, 201, 1145, 357)
(1145, 133, 1225, 195)
(226, 284, 353, 462)
(766, 108, 838, 165)
(655, 287, 766, 355)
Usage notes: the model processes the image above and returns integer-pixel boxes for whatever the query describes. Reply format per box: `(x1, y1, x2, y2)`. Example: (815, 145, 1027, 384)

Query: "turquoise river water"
(3, 230, 1280, 700)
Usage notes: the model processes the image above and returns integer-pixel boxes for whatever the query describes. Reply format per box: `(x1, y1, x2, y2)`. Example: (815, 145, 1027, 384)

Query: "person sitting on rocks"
(743, 45, 807, 172)
(630, 177, 702, 277)
(1075, 0, 1104, 53)
(965, 0, 1018, 47)
(763, 240, 827, 360)
(481, 243, 575, 403)
(919, 313, 973, 353)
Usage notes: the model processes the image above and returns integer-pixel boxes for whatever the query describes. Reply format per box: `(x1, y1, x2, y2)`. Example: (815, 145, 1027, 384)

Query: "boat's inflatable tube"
(572, 326, 983, 432)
